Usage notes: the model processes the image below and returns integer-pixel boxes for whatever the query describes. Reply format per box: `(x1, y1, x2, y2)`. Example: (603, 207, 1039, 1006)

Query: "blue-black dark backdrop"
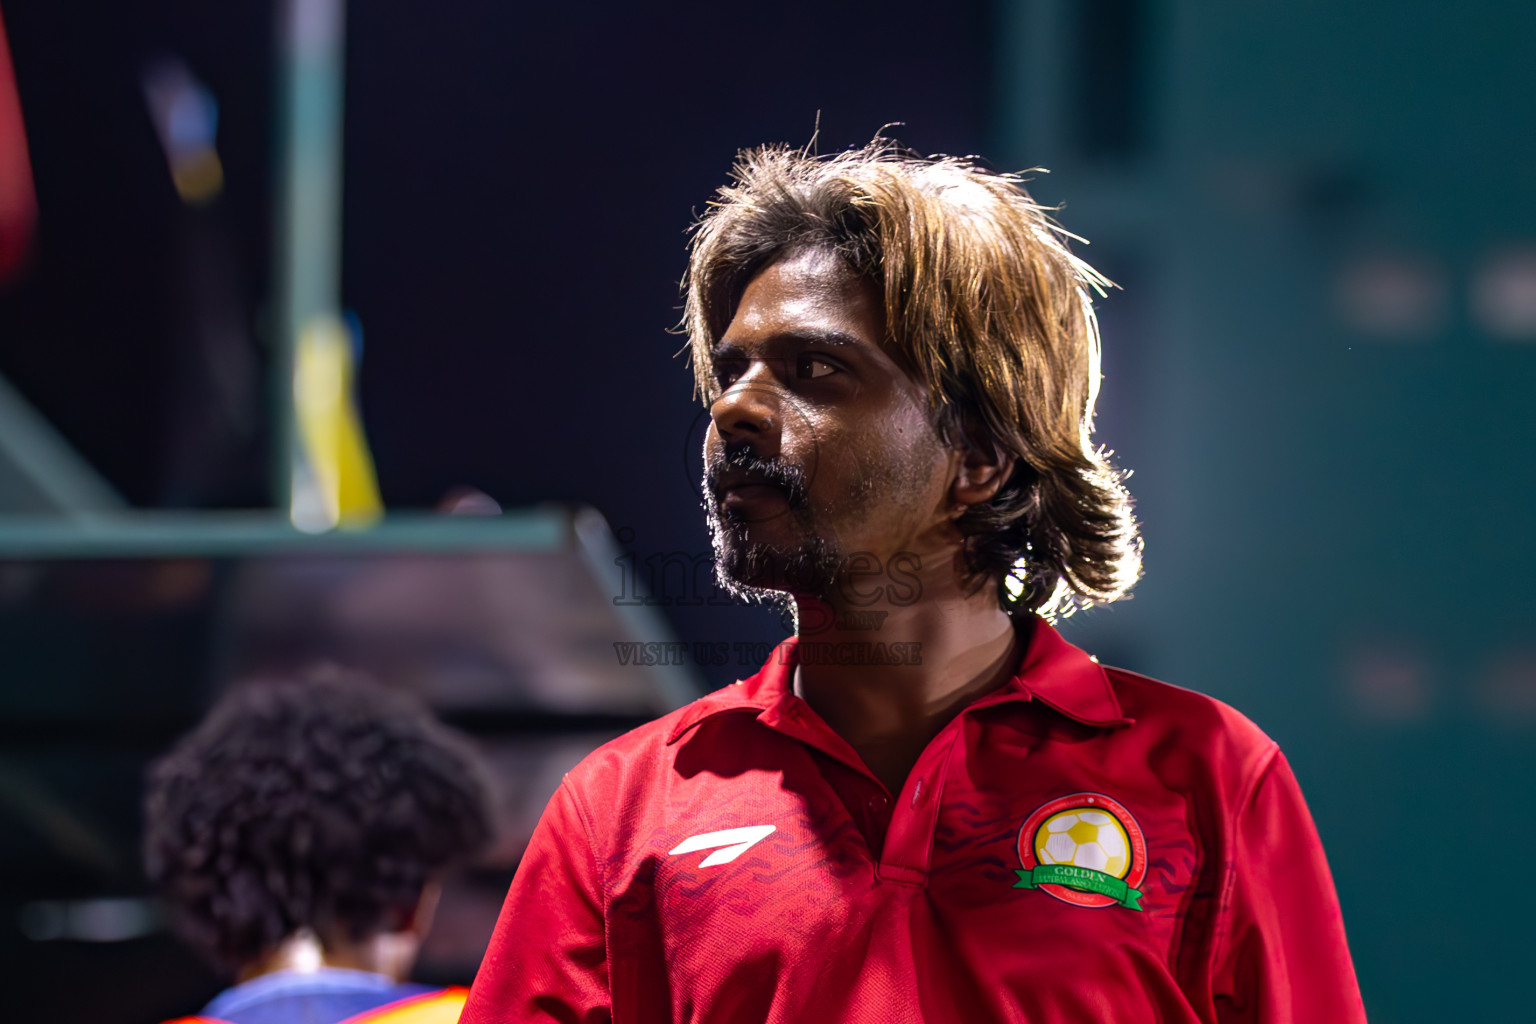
(2, 2, 1534, 1022)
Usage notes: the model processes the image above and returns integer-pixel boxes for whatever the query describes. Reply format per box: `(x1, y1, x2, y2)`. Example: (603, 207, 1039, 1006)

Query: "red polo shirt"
(463, 617, 1365, 1023)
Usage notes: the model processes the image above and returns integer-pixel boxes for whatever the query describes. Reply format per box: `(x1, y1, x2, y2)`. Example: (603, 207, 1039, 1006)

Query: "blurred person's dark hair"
(143, 667, 494, 975)
(683, 139, 1142, 620)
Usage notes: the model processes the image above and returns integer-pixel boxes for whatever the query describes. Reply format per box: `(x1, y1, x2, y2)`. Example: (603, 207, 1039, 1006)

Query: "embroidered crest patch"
(1014, 792, 1147, 911)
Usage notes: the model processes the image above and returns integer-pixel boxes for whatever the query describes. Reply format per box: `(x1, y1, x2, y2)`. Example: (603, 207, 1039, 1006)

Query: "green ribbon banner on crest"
(1014, 865, 1144, 911)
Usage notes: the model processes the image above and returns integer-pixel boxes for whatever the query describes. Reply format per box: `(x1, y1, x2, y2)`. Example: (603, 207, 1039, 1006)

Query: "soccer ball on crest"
(1033, 808, 1130, 878)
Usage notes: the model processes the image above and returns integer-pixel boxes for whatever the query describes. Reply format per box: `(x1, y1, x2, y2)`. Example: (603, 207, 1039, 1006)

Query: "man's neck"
(790, 581, 1024, 796)
(237, 928, 415, 984)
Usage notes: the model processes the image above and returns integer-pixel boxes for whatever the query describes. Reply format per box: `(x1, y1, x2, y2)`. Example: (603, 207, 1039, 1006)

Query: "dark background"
(2, 1, 1534, 1020)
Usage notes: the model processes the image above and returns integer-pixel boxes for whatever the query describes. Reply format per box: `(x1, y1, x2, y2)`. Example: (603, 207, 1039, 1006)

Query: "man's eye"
(797, 357, 837, 380)
(714, 363, 745, 387)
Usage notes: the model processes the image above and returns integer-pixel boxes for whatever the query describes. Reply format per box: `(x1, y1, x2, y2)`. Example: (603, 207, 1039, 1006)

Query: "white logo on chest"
(667, 825, 776, 867)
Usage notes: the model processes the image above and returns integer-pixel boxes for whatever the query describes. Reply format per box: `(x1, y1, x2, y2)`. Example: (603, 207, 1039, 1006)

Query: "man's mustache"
(704, 446, 811, 510)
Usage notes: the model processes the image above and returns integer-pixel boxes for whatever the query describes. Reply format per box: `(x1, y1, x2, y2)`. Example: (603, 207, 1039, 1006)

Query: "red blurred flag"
(0, 2, 38, 281)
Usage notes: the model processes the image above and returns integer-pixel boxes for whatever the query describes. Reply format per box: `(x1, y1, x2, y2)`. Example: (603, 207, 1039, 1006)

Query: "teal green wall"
(995, 2, 1536, 1018)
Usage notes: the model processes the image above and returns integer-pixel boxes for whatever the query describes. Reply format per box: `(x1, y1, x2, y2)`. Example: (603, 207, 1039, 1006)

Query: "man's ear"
(949, 440, 1016, 511)
(400, 879, 443, 937)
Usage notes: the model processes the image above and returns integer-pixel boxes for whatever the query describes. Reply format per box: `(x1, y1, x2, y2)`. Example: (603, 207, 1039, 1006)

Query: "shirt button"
(868, 794, 888, 813)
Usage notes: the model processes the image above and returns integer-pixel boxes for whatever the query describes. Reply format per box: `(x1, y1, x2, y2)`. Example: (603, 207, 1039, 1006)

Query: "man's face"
(703, 249, 955, 602)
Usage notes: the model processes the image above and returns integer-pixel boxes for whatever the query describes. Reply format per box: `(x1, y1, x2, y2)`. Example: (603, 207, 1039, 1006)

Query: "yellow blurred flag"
(293, 314, 383, 528)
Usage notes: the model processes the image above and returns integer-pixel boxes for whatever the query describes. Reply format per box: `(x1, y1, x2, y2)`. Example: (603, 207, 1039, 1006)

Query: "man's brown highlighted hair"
(683, 139, 1142, 618)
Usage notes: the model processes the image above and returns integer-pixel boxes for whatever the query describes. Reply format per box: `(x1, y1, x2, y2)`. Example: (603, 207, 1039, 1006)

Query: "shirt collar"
(1005, 615, 1133, 727)
(666, 614, 1131, 745)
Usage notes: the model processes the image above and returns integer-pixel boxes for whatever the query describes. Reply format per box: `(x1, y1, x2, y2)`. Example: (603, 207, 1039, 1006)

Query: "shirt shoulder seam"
(1209, 739, 1282, 973)
(556, 776, 608, 982)
(560, 774, 610, 922)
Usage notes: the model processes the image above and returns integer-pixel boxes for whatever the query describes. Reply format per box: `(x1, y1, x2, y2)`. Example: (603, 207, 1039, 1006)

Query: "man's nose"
(709, 364, 785, 451)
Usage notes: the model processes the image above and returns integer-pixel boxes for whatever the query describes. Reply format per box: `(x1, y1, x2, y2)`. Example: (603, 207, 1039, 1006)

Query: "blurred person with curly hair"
(462, 139, 1366, 1023)
(144, 669, 494, 1024)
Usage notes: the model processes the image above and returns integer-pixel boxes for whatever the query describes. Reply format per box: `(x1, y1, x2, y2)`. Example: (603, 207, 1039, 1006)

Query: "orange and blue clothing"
(166, 967, 466, 1024)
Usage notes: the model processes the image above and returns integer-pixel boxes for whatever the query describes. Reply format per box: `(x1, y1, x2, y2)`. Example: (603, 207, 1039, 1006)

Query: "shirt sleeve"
(1211, 748, 1367, 1023)
(460, 778, 611, 1024)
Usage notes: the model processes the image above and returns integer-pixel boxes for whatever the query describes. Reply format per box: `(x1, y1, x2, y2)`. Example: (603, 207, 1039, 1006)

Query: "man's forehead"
(718, 251, 883, 350)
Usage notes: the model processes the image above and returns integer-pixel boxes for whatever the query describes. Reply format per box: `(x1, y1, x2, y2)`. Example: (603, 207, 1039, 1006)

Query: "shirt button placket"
(876, 730, 959, 886)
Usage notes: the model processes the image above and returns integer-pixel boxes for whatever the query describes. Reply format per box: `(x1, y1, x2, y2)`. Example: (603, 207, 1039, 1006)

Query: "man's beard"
(704, 445, 844, 604)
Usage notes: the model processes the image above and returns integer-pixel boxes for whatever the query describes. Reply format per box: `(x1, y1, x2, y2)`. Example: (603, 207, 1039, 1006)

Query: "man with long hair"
(145, 670, 494, 1024)
(462, 141, 1366, 1022)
